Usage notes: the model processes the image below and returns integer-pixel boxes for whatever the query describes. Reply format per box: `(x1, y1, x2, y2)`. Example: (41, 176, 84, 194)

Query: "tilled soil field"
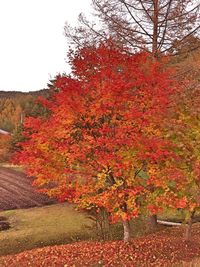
(0, 167, 55, 210)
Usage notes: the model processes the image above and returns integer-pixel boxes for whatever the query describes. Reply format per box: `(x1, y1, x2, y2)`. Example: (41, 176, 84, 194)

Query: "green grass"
(0, 198, 183, 257)
(0, 203, 94, 256)
(0, 202, 159, 257)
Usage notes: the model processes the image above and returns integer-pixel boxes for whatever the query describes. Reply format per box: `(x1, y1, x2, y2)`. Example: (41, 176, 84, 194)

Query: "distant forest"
(0, 89, 51, 132)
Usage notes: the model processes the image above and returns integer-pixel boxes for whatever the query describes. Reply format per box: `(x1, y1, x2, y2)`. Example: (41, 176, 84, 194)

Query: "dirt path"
(0, 167, 56, 210)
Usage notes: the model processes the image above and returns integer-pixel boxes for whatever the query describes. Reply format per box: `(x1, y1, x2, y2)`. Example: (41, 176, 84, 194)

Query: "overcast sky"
(0, 0, 93, 92)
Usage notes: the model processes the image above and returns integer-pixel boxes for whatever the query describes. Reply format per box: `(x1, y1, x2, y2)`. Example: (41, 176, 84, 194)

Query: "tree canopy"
(15, 42, 199, 241)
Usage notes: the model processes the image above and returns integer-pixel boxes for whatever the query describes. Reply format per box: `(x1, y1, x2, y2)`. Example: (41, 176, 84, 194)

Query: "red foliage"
(15, 41, 184, 227)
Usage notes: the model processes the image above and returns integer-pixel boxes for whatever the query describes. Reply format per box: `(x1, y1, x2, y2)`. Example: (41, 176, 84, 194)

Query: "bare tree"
(65, 0, 200, 58)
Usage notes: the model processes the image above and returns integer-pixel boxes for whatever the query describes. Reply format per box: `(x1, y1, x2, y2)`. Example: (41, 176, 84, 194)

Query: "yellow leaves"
(145, 124, 161, 136)
(97, 172, 107, 180)
(126, 197, 136, 209)
(96, 172, 107, 188)
(112, 179, 124, 190)
(37, 142, 49, 153)
(121, 150, 137, 165)
(189, 202, 197, 212)
(148, 166, 158, 176)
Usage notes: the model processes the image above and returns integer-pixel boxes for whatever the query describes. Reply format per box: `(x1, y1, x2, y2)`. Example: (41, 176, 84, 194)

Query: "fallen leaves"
(1, 224, 200, 266)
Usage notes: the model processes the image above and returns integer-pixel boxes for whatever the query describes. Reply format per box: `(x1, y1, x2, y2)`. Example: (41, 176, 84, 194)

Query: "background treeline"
(0, 89, 50, 132)
(0, 88, 53, 162)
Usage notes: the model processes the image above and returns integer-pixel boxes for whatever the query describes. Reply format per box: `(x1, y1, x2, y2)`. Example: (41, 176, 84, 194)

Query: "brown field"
(0, 167, 55, 210)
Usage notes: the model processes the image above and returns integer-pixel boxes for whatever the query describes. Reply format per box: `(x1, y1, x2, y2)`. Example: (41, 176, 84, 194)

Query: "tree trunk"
(152, 0, 159, 58)
(122, 219, 131, 242)
(148, 214, 158, 230)
(184, 212, 194, 241)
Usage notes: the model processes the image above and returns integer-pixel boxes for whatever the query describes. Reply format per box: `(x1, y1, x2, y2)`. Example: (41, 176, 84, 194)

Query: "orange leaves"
(147, 204, 163, 215)
(14, 40, 185, 225)
(175, 197, 187, 209)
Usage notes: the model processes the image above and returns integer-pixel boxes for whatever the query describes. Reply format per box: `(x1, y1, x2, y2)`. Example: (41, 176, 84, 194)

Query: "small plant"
(0, 216, 10, 231)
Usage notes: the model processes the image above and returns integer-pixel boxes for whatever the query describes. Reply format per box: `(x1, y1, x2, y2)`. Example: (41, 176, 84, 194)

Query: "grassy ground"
(0, 163, 23, 172)
(2, 203, 200, 266)
(0, 203, 93, 256)
(0, 202, 161, 257)
(1, 223, 200, 267)
(0, 165, 158, 257)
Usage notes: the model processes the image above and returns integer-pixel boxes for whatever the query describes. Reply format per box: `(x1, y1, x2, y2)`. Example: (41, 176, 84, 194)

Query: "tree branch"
(120, 0, 153, 40)
(158, 0, 173, 50)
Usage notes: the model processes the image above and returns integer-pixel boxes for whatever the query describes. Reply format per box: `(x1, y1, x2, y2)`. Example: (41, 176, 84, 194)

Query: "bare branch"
(158, 0, 173, 50)
(120, 0, 153, 40)
(161, 25, 200, 54)
(66, 0, 200, 58)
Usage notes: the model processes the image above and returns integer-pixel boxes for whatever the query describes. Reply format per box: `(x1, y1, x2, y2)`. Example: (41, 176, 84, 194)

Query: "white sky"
(0, 0, 93, 92)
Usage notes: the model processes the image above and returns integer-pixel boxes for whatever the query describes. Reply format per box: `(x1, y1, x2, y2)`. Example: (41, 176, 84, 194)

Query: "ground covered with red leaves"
(1, 225, 200, 267)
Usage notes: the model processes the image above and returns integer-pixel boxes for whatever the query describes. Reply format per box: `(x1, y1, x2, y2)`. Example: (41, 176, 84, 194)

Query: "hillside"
(0, 89, 50, 99)
(0, 89, 51, 132)
(0, 167, 55, 210)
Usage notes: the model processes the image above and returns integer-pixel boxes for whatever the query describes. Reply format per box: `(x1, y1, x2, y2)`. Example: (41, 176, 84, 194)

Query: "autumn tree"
(65, 0, 200, 58)
(160, 80, 200, 241)
(0, 134, 11, 162)
(16, 42, 183, 242)
(171, 36, 200, 87)
(65, 0, 199, 228)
